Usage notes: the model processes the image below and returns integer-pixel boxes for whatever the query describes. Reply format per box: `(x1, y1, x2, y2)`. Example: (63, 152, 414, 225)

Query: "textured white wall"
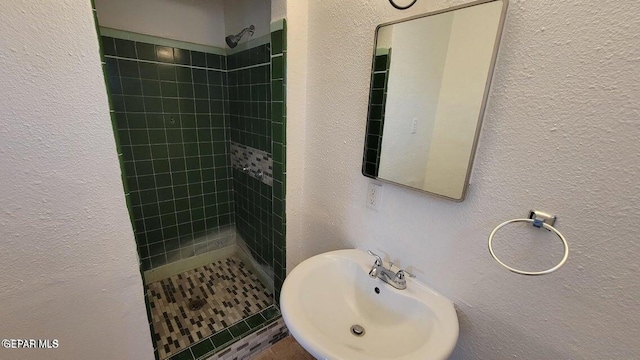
(275, 0, 309, 273)
(292, 0, 640, 358)
(224, 0, 271, 41)
(0, 1, 153, 359)
(271, 0, 287, 23)
(95, 0, 226, 48)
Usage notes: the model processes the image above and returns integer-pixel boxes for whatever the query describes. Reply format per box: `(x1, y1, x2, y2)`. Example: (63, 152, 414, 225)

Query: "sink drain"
(350, 324, 365, 337)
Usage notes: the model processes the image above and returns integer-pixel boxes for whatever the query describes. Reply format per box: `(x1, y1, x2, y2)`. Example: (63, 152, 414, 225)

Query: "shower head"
(225, 25, 255, 49)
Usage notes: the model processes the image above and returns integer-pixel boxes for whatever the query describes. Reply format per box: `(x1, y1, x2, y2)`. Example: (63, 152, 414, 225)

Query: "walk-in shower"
(93, 0, 287, 358)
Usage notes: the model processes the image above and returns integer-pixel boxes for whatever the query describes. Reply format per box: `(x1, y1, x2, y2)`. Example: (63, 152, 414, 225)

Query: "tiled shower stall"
(102, 36, 236, 270)
(95, 4, 287, 357)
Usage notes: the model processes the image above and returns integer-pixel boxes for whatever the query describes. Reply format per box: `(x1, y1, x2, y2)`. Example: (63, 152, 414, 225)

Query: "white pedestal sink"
(280, 249, 459, 360)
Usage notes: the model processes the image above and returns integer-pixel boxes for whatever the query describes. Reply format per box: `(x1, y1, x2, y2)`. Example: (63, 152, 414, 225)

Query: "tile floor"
(251, 336, 314, 360)
(147, 255, 273, 359)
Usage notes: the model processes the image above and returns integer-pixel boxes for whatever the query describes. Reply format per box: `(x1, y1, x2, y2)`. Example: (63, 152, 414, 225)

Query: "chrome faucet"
(367, 250, 415, 290)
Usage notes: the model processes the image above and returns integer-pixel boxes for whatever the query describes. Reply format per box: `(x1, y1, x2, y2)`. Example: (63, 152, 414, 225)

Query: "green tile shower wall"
(363, 53, 390, 177)
(101, 35, 234, 271)
(233, 169, 274, 266)
(228, 44, 272, 152)
(228, 44, 274, 267)
(226, 23, 286, 299)
(271, 22, 287, 301)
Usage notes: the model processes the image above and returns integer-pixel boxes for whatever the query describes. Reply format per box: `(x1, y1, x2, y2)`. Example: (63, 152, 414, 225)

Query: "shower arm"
(235, 25, 255, 40)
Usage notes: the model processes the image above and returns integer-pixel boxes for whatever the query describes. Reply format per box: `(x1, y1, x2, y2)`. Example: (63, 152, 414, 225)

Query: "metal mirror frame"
(361, 0, 509, 202)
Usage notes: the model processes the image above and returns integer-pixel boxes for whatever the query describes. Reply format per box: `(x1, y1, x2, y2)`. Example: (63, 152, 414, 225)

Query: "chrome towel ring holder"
(488, 210, 569, 276)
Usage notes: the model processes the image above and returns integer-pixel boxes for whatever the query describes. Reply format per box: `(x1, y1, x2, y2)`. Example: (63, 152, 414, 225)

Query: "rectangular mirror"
(362, 0, 508, 201)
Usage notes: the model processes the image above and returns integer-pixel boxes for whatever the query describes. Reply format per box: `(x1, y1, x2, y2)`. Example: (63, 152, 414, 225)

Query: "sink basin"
(280, 249, 459, 360)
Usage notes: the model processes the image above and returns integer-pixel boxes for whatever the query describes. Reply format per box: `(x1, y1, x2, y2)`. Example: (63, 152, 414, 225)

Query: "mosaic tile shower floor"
(147, 255, 273, 359)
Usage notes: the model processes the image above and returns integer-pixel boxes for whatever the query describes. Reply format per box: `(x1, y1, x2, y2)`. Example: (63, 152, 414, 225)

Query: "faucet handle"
(396, 269, 416, 280)
(367, 250, 383, 266)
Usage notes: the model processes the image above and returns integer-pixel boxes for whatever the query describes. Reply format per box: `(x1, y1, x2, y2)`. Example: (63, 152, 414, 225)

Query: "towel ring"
(488, 216, 569, 276)
(389, 0, 417, 10)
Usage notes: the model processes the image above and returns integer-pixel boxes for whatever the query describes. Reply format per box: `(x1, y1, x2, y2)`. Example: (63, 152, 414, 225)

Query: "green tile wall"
(270, 22, 287, 302)
(227, 23, 287, 301)
(233, 169, 274, 266)
(228, 44, 274, 269)
(101, 35, 234, 271)
(228, 44, 272, 152)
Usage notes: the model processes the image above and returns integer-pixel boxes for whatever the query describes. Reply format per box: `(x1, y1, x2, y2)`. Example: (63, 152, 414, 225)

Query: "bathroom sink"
(280, 249, 459, 360)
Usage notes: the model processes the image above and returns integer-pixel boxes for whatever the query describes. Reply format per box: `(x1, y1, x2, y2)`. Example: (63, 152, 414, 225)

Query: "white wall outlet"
(367, 183, 383, 210)
(411, 118, 418, 134)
